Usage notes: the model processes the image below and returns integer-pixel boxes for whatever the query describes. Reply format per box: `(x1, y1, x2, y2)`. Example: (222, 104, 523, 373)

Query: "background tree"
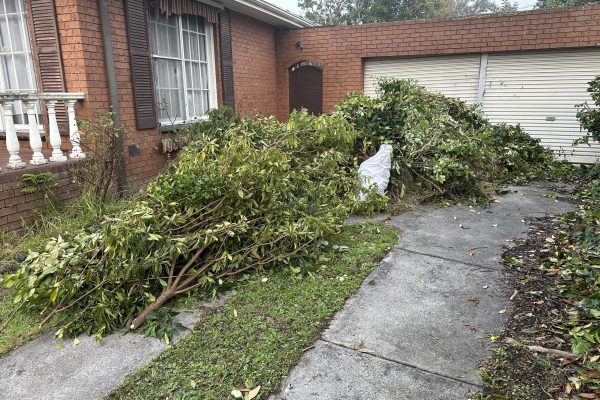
(450, 0, 517, 16)
(536, 0, 599, 8)
(299, 0, 518, 25)
(298, 0, 352, 25)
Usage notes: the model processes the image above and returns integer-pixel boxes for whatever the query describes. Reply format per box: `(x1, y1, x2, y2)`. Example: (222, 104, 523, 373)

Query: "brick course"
(275, 4, 600, 119)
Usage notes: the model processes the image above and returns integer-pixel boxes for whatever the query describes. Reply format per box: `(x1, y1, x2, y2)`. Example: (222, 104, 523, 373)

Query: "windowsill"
(159, 117, 210, 133)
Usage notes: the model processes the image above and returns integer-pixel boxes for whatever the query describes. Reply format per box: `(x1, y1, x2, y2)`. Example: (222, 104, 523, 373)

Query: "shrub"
(1, 110, 370, 337)
(74, 112, 126, 201)
(576, 75, 600, 144)
(337, 79, 566, 197)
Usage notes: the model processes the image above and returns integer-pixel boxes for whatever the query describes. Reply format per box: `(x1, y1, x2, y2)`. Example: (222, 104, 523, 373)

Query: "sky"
(270, 0, 538, 16)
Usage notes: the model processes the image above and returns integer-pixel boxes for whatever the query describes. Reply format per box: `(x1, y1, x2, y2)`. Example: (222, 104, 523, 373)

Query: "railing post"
(45, 99, 67, 162)
(2, 101, 26, 170)
(24, 100, 48, 165)
(66, 99, 85, 159)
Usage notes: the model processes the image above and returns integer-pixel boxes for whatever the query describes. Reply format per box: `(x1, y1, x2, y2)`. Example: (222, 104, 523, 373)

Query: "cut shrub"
(1, 110, 369, 337)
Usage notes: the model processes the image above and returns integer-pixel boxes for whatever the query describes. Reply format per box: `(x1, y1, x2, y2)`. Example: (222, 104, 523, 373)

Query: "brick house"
(1, 1, 600, 230)
(0, 0, 311, 228)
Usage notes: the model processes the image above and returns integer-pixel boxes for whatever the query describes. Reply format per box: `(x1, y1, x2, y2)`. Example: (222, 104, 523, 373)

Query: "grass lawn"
(107, 222, 397, 400)
(0, 289, 43, 356)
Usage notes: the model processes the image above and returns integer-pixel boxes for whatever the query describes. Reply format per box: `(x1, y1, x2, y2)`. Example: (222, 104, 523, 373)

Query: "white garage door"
(483, 49, 600, 164)
(364, 55, 482, 103)
(363, 50, 600, 163)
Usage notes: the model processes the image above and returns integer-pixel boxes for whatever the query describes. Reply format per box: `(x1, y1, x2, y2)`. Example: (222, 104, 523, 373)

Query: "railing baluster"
(66, 99, 86, 159)
(2, 100, 25, 170)
(45, 99, 67, 162)
(24, 100, 48, 165)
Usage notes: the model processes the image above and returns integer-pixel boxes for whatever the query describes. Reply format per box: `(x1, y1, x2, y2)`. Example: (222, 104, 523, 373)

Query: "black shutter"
(29, 0, 68, 133)
(219, 9, 235, 109)
(124, 0, 157, 129)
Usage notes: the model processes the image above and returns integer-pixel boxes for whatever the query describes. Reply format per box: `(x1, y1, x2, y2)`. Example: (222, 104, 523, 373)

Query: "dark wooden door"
(289, 62, 323, 115)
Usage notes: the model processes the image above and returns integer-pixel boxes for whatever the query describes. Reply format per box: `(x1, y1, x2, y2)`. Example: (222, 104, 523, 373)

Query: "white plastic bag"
(358, 144, 393, 199)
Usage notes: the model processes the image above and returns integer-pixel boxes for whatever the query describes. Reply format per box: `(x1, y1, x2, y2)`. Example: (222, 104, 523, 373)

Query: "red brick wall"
(275, 4, 600, 120)
(230, 11, 278, 117)
(0, 164, 80, 230)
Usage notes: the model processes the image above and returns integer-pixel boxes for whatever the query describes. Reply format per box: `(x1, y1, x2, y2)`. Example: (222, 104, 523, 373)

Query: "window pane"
(167, 25, 179, 57)
(5, 0, 17, 14)
(198, 36, 206, 61)
(1, 54, 16, 88)
(186, 90, 195, 117)
(157, 23, 168, 55)
(149, 21, 158, 54)
(170, 88, 183, 118)
(7, 15, 22, 51)
(194, 90, 206, 117)
(0, 17, 9, 50)
(182, 31, 189, 59)
(188, 33, 198, 60)
(200, 63, 208, 90)
(202, 90, 209, 114)
(14, 53, 30, 88)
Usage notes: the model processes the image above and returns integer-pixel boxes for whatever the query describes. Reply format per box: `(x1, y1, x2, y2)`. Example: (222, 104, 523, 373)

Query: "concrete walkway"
(0, 299, 226, 400)
(272, 184, 573, 400)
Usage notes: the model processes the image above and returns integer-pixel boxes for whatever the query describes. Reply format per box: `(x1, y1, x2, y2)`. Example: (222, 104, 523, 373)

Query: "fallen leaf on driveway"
(465, 296, 479, 303)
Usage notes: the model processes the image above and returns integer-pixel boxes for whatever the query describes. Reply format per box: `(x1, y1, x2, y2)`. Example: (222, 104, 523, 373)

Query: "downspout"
(98, 0, 128, 196)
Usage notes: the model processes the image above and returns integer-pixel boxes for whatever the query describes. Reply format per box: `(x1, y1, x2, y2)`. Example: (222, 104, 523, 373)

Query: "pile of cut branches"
(1, 110, 371, 338)
(337, 79, 571, 199)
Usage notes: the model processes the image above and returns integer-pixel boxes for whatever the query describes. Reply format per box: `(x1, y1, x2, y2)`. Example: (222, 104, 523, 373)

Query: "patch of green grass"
(107, 223, 397, 400)
(0, 191, 129, 265)
(0, 289, 43, 356)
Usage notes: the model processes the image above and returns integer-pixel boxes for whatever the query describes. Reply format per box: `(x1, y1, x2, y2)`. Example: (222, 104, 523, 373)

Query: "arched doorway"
(289, 61, 323, 115)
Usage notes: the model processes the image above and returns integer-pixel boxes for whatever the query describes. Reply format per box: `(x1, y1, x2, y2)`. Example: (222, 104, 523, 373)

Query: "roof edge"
(218, 0, 315, 28)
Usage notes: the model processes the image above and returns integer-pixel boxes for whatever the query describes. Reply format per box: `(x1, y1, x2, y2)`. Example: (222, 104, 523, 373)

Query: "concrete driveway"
(272, 184, 573, 400)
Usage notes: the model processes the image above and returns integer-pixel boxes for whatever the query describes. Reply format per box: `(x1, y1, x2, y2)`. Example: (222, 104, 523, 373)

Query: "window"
(0, 0, 37, 128)
(148, 11, 217, 124)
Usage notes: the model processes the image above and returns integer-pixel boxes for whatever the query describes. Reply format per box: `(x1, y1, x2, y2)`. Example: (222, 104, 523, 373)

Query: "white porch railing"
(0, 92, 85, 171)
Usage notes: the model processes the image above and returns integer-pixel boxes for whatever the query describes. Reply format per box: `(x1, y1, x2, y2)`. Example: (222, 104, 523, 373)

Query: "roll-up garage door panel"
(363, 55, 481, 103)
(483, 49, 600, 163)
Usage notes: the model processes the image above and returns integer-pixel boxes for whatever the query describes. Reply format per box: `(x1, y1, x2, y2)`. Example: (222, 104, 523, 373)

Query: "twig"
(504, 338, 579, 360)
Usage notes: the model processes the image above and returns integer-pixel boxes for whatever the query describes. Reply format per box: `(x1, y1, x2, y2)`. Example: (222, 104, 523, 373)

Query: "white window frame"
(0, 0, 39, 133)
(148, 12, 218, 125)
